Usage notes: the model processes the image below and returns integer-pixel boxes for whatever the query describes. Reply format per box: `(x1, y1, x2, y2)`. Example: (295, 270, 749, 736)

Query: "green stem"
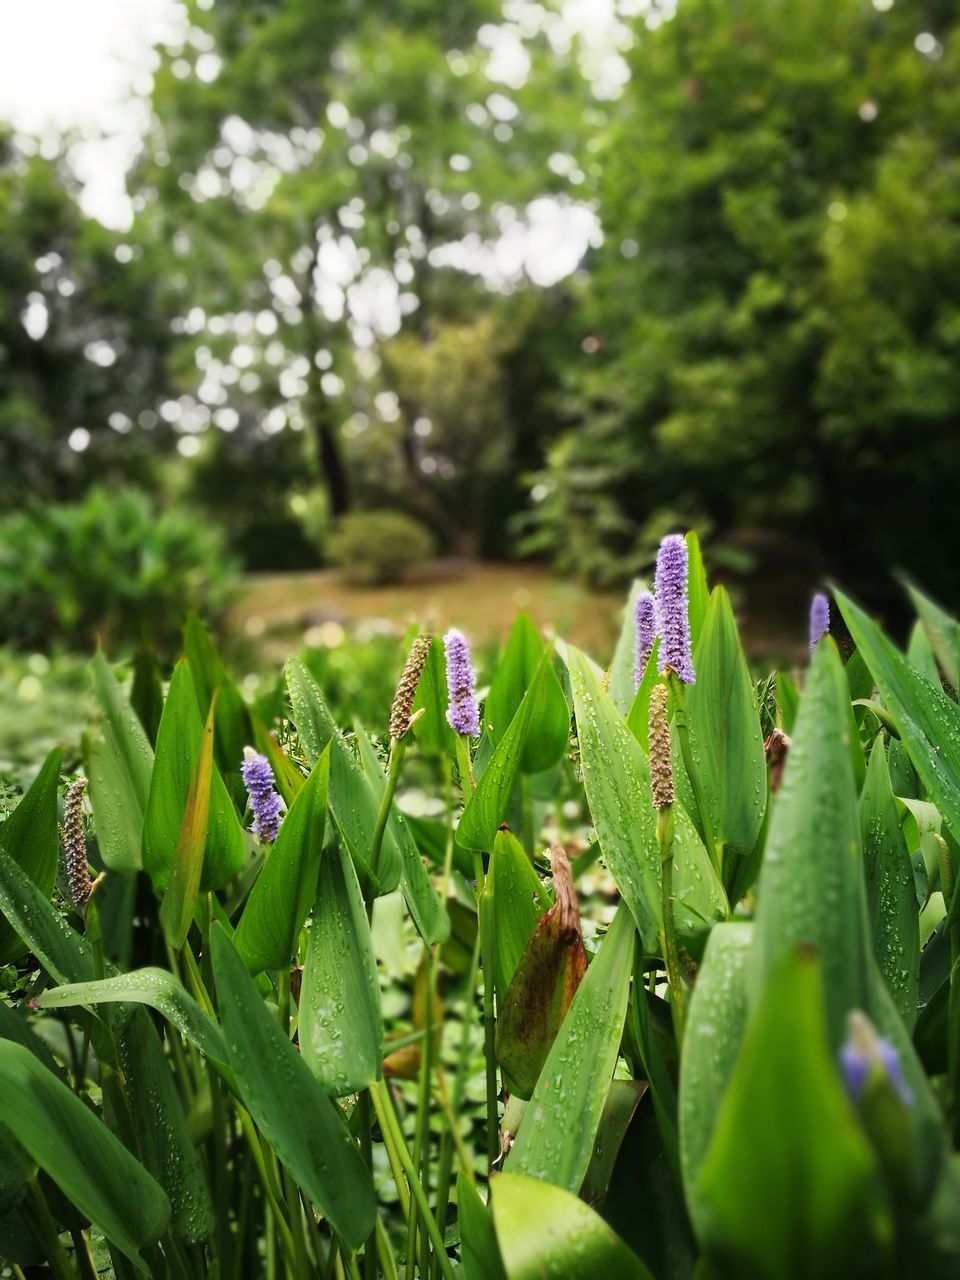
(370, 1080, 458, 1280)
(236, 1107, 296, 1270)
(358, 1090, 378, 1280)
(407, 945, 437, 1280)
(520, 772, 534, 856)
(369, 737, 407, 894)
(656, 804, 686, 1039)
(668, 674, 720, 880)
(24, 1180, 73, 1280)
(475, 850, 499, 1169)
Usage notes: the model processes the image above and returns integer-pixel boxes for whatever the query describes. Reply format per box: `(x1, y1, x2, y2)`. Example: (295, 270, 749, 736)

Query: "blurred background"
(1, 0, 958, 777)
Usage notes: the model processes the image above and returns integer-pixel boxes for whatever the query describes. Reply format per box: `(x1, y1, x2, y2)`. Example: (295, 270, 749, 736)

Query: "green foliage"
(0, 487, 237, 654)
(327, 509, 435, 585)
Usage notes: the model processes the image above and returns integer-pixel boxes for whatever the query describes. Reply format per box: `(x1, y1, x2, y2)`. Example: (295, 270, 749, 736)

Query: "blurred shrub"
(0, 649, 93, 787)
(0, 486, 237, 653)
(328, 510, 434, 585)
(289, 486, 330, 560)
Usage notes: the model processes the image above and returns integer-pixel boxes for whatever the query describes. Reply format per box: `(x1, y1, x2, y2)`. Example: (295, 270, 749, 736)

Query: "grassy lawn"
(232, 561, 625, 662)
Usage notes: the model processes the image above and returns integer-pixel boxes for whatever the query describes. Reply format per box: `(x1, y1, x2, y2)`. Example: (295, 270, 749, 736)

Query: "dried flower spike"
(648, 684, 675, 811)
(241, 749, 283, 843)
(840, 1010, 912, 1107)
(390, 632, 432, 740)
(809, 592, 830, 654)
(444, 628, 480, 738)
(655, 534, 696, 684)
(62, 777, 91, 908)
(634, 591, 656, 692)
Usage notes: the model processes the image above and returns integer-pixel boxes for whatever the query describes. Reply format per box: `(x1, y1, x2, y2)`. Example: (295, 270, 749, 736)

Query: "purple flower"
(444, 629, 480, 738)
(634, 591, 656, 692)
(241, 749, 283, 843)
(809, 592, 830, 654)
(840, 1011, 912, 1107)
(654, 535, 696, 684)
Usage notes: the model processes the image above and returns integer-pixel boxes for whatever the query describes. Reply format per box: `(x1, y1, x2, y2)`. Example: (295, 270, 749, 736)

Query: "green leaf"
(679, 921, 752, 1238)
(0, 1039, 170, 1270)
(625, 641, 660, 752)
(906, 620, 941, 687)
(860, 739, 920, 1029)
(697, 948, 889, 1280)
(685, 587, 767, 863)
(568, 646, 726, 956)
(286, 658, 401, 893)
(579, 1079, 647, 1208)
(142, 660, 246, 892)
(607, 579, 648, 715)
(458, 1172, 507, 1280)
(484, 615, 569, 774)
(184, 612, 254, 778)
(491, 1172, 653, 1280)
(487, 829, 550, 996)
(750, 639, 872, 1046)
(353, 724, 449, 944)
(411, 635, 457, 758)
(159, 694, 217, 949)
(85, 650, 154, 872)
(210, 925, 375, 1248)
(905, 580, 960, 689)
(776, 671, 799, 735)
(506, 904, 635, 1192)
(837, 589, 960, 853)
(37, 969, 229, 1071)
(253, 718, 305, 807)
(234, 746, 330, 974)
(0, 747, 63, 965)
(0, 851, 95, 985)
(457, 650, 556, 850)
(299, 841, 383, 1095)
(130, 647, 164, 746)
(685, 530, 710, 655)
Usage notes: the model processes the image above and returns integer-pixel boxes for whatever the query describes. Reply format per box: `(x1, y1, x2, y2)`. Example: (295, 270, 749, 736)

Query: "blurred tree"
(526, 0, 960, 593)
(134, 0, 592, 558)
(0, 136, 174, 510)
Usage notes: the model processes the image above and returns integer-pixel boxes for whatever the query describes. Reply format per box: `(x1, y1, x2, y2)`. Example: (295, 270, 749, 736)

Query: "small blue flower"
(840, 1010, 912, 1107)
(444, 629, 481, 738)
(634, 591, 656, 692)
(241, 749, 283, 843)
(654, 535, 696, 685)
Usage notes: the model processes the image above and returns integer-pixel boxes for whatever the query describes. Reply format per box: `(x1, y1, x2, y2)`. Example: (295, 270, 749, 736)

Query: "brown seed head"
(648, 684, 674, 810)
(390, 632, 432, 740)
(62, 777, 91, 908)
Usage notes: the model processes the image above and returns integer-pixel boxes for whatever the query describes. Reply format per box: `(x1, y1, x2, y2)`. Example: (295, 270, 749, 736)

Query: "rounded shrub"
(327, 510, 434, 585)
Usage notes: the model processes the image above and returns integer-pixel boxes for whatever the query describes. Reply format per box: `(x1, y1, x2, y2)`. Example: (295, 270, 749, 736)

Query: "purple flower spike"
(840, 1011, 912, 1107)
(241, 749, 283, 843)
(809, 592, 830, 654)
(634, 591, 656, 692)
(444, 629, 481, 738)
(654, 535, 696, 684)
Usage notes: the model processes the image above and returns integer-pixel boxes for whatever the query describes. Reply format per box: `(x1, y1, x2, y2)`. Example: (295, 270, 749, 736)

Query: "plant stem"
(24, 1180, 73, 1280)
(370, 1080, 458, 1280)
(369, 736, 407, 894)
(656, 804, 686, 1039)
(474, 850, 499, 1170)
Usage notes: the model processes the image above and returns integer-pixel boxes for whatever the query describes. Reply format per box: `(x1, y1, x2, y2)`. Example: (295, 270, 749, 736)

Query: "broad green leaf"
(697, 948, 889, 1279)
(184, 612, 253, 778)
(907, 620, 940, 687)
(685, 531, 710, 654)
(37, 969, 229, 1071)
(608, 579, 648, 715)
(628, 969, 680, 1184)
(286, 658, 401, 893)
(679, 921, 752, 1238)
(905, 580, 960, 689)
(300, 841, 382, 1095)
(579, 1079, 647, 1208)
(86, 650, 154, 873)
(130, 646, 164, 746)
(625, 641, 660, 752)
(234, 746, 330, 974)
(491, 1172, 653, 1280)
(496, 849, 586, 1098)
(838, 589, 960, 853)
(685, 587, 766, 863)
(458, 650, 556, 850)
(458, 1172, 507, 1280)
(108, 1006, 212, 1242)
(0, 1039, 170, 1270)
(750, 640, 872, 1046)
(411, 635, 457, 758)
(860, 741, 919, 1029)
(568, 647, 726, 956)
(776, 671, 799, 735)
(253, 718, 305, 807)
(210, 925, 375, 1249)
(487, 829, 550, 996)
(484, 615, 569, 774)
(0, 747, 63, 964)
(506, 905, 635, 1192)
(354, 724, 449, 944)
(159, 695, 217, 949)
(0, 851, 95, 985)
(142, 660, 246, 892)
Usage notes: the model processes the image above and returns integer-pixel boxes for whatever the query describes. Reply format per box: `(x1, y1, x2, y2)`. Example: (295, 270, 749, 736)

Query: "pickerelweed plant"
(2, 538, 960, 1278)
